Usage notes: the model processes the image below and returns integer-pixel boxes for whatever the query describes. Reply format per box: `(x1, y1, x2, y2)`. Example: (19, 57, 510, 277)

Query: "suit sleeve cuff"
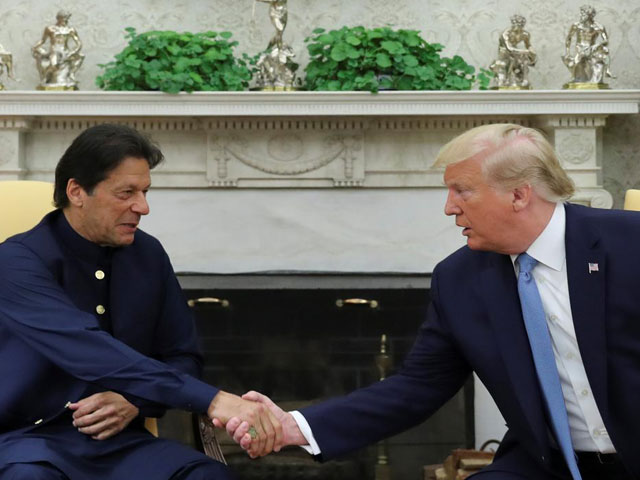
(290, 410, 322, 455)
(182, 376, 219, 413)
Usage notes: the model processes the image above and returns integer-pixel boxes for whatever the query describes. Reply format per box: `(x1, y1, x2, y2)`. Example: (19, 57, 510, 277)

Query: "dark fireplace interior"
(158, 278, 473, 480)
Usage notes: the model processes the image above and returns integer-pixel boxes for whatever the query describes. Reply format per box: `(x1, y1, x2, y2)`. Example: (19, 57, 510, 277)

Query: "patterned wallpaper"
(0, 0, 638, 205)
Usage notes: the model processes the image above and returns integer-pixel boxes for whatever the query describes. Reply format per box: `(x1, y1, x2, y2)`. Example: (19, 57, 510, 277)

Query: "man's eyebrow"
(116, 182, 151, 190)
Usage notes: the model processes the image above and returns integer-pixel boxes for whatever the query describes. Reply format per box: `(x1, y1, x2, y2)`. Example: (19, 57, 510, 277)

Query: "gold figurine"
(562, 5, 614, 89)
(32, 10, 85, 90)
(489, 15, 537, 90)
(0, 43, 16, 90)
(253, 0, 297, 90)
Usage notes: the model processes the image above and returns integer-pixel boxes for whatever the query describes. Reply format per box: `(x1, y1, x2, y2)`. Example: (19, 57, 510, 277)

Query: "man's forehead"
(444, 160, 479, 186)
(102, 157, 151, 181)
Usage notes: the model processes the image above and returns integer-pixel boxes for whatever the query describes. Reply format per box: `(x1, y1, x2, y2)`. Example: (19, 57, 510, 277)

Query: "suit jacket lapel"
(480, 253, 550, 453)
(564, 204, 609, 422)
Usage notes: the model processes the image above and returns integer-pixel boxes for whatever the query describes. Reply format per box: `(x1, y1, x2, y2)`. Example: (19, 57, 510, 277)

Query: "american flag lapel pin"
(588, 262, 599, 274)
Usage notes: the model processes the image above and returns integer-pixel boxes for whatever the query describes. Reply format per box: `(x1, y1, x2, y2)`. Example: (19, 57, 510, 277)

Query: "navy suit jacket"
(301, 203, 640, 479)
(0, 210, 218, 473)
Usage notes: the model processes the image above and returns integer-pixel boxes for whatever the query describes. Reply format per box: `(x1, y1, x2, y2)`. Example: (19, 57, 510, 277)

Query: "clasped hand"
(208, 390, 288, 458)
(211, 390, 306, 458)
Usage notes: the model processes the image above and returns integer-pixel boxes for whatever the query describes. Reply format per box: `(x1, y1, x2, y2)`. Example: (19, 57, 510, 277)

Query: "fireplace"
(158, 275, 473, 480)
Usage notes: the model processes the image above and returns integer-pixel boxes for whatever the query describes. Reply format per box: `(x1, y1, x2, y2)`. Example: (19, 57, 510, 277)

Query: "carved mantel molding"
(1, 90, 639, 207)
(0, 90, 638, 116)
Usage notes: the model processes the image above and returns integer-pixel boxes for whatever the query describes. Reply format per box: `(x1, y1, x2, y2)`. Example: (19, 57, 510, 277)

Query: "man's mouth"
(119, 222, 138, 232)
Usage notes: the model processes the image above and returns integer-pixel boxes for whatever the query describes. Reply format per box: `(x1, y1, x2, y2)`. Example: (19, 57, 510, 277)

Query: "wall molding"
(1, 90, 637, 207)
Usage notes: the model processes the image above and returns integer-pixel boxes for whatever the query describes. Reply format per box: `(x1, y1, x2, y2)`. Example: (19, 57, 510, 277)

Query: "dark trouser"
(577, 452, 632, 480)
(1, 459, 233, 480)
(170, 459, 235, 480)
(470, 451, 634, 480)
(0, 463, 69, 480)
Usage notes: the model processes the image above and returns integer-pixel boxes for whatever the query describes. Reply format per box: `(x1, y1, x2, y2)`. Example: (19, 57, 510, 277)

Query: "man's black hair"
(53, 123, 164, 208)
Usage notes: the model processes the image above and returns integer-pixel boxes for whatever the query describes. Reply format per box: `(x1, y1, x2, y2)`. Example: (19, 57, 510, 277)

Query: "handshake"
(208, 390, 306, 458)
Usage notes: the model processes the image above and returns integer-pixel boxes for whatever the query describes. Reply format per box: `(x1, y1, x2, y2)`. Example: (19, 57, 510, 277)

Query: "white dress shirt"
(510, 202, 614, 453)
(292, 202, 614, 455)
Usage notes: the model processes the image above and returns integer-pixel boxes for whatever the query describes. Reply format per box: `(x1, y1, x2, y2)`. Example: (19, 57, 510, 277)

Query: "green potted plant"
(304, 26, 491, 92)
(96, 27, 251, 93)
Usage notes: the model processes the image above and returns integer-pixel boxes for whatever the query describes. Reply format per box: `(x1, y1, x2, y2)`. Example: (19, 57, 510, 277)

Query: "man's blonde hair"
(434, 123, 575, 202)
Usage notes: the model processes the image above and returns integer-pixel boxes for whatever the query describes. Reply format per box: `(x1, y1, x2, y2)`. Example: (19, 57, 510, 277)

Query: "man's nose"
(444, 192, 460, 216)
(132, 192, 150, 215)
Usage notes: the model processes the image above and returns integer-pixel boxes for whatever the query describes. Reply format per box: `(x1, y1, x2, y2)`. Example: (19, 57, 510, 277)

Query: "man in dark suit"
(221, 123, 638, 479)
(0, 124, 281, 479)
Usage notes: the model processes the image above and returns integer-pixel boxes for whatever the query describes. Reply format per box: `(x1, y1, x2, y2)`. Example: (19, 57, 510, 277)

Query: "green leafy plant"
(96, 27, 252, 93)
(304, 26, 491, 92)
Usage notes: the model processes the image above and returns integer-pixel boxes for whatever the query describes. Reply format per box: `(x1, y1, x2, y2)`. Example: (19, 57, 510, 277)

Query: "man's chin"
(465, 238, 489, 251)
(119, 235, 135, 246)
(106, 234, 135, 247)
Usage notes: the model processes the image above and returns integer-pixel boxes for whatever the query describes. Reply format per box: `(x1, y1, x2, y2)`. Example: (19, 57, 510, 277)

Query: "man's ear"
(66, 178, 86, 208)
(512, 183, 533, 212)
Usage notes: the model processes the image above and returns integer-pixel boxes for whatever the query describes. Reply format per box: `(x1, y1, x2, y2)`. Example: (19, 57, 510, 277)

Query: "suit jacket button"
(96, 305, 106, 315)
(95, 270, 105, 280)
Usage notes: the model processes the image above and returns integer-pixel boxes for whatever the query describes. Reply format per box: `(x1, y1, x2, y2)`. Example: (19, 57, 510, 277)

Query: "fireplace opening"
(158, 278, 473, 480)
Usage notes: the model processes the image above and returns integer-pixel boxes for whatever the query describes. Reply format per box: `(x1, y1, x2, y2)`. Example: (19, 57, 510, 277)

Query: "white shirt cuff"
(289, 410, 322, 455)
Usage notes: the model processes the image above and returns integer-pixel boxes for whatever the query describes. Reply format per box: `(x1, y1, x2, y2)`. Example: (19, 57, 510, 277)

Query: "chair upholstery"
(0, 180, 225, 464)
(0, 180, 55, 242)
(624, 189, 640, 211)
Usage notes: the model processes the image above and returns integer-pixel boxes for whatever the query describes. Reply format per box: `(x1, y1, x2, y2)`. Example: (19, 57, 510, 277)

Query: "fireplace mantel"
(0, 89, 638, 117)
(1, 90, 638, 206)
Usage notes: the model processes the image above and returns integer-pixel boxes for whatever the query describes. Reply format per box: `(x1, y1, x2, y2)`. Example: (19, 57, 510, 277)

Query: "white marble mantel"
(2, 90, 639, 197)
(0, 90, 639, 116)
(1, 90, 639, 275)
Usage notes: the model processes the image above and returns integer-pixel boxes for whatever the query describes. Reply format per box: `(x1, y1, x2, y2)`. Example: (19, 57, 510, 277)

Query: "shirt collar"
(52, 209, 115, 264)
(510, 202, 566, 271)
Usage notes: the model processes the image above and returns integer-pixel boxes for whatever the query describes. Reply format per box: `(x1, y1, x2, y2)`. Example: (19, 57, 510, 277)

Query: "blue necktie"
(516, 253, 582, 480)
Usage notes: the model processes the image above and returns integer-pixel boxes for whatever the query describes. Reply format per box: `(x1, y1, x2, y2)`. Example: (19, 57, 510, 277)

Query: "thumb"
(242, 390, 272, 406)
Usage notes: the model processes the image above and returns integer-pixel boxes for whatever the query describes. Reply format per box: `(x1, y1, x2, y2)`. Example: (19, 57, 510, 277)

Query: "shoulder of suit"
(434, 245, 498, 283)
(0, 211, 59, 261)
(565, 201, 640, 233)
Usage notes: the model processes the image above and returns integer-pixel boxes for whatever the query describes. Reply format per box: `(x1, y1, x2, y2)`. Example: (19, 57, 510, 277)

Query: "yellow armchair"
(624, 189, 640, 211)
(0, 180, 55, 242)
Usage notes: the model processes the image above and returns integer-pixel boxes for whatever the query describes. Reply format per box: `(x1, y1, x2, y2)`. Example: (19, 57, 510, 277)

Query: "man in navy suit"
(0, 124, 282, 479)
(221, 124, 638, 479)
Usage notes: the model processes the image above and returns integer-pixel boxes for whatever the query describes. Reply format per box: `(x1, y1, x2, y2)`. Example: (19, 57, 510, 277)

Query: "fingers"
(208, 390, 283, 458)
(242, 391, 283, 454)
(212, 417, 225, 429)
(246, 404, 281, 458)
(72, 408, 108, 428)
(225, 418, 249, 443)
(260, 408, 279, 455)
(76, 417, 118, 439)
(68, 392, 103, 419)
(67, 391, 138, 440)
(239, 432, 253, 451)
